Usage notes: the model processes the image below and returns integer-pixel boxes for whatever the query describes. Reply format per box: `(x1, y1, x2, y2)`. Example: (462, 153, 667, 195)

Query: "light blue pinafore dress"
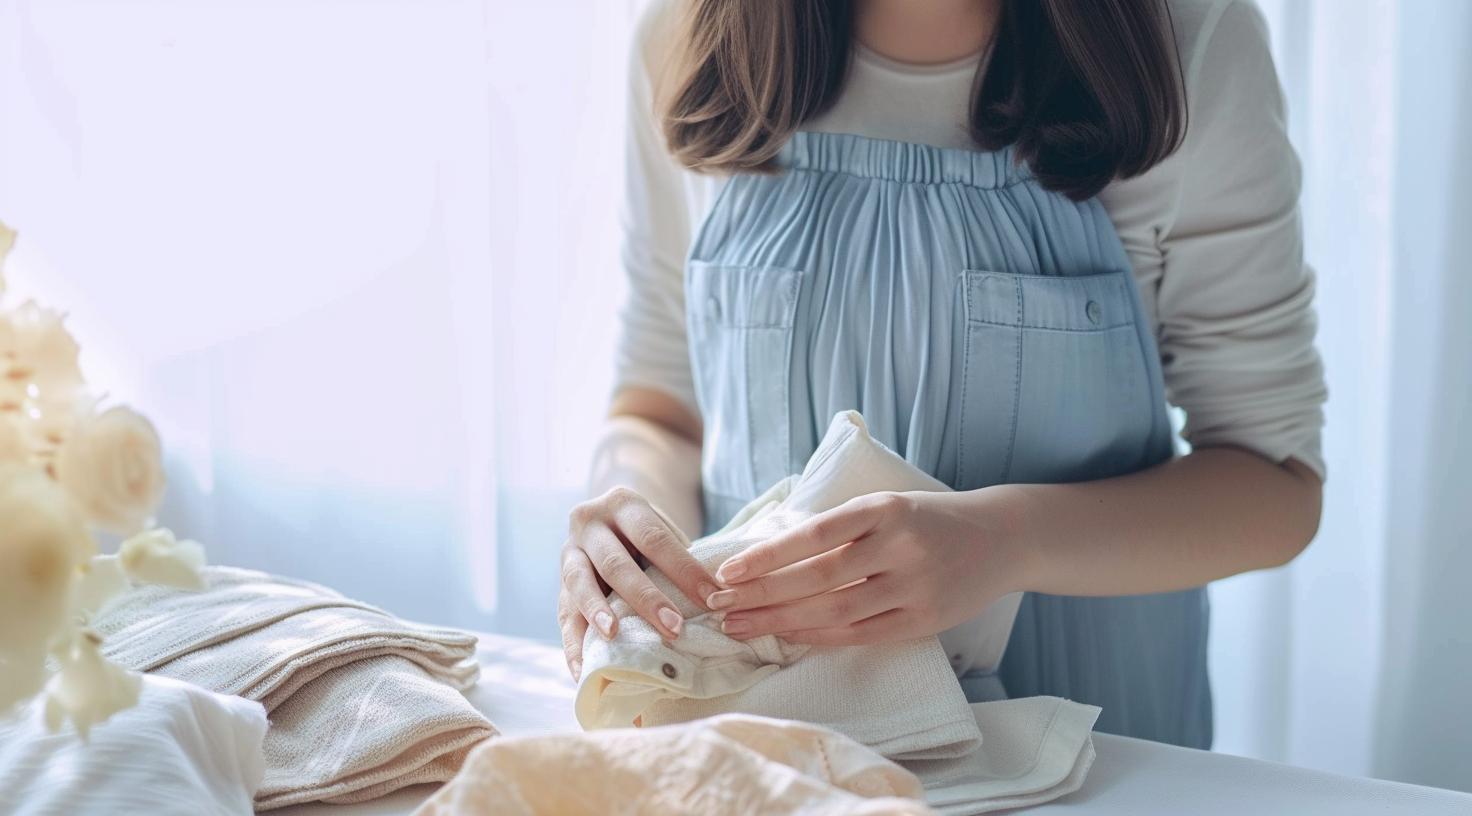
(684, 132, 1212, 749)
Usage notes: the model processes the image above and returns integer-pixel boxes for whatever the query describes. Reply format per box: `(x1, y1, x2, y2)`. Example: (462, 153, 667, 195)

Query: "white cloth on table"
(0, 674, 267, 816)
(91, 567, 496, 810)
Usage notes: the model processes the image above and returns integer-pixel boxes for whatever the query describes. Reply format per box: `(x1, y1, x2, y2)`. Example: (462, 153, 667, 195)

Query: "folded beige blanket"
(415, 713, 935, 816)
(93, 567, 496, 810)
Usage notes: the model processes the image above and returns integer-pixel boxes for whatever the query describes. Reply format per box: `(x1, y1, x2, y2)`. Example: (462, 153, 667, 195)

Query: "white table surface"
(280, 633, 1472, 816)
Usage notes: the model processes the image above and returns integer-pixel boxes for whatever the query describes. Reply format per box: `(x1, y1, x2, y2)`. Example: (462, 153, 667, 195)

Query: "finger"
(612, 500, 719, 611)
(557, 591, 588, 681)
(562, 546, 617, 639)
(776, 608, 913, 647)
(720, 577, 896, 640)
(582, 521, 684, 640)
(716, 499, 884, 584)
(707, 539, 875, 613)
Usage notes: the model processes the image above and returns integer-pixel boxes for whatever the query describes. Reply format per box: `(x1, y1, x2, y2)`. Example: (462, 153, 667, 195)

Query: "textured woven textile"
(415, 713, 935, 816)
(576, 411, 1007, 762)
(93, 568, 495, 810)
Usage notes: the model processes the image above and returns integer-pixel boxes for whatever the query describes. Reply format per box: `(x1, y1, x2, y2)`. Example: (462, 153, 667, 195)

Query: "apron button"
(661, 662, 678, 679)
(1085, 300, 1103, 325)
(706, 296, 723, 321)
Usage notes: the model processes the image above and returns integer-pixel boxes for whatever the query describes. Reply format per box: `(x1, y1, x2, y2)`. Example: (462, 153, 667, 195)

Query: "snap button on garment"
(661, 663, 678, 679)
(1086, 299, 1103, 325)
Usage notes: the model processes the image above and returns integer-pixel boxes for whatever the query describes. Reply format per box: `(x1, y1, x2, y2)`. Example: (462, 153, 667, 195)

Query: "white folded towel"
(0, 674, 267, 816)
(92, 568, 496, 810)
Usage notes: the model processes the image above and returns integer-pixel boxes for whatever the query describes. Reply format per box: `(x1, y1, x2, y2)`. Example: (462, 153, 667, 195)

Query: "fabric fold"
(577, 411, 1022, 761)
(92, 567, 496, 810)
(415, 713, 935, 816)
(0, 674, 267, 816)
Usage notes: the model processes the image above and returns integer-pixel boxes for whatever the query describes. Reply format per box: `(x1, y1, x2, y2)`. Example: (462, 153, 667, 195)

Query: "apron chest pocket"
(686, 262, 805, 516)
(957, 269, 1159, 487)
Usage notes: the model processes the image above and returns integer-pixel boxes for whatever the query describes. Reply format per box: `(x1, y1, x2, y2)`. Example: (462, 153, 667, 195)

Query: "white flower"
(0, 465, 93, 710)
(42, 627, 141, 740)
(22, 388, 93, 454)
(53, 406, 166, 535)
(118, 528, 206, 590)
(1, 301, 84, 398)
(71, 554, 131, 620)
(0, 415, 26, 464)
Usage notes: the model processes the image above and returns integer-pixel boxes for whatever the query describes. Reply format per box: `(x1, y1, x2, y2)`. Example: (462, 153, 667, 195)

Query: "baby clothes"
(575, 411, 1100, 814)
(415, 713, 935, 816)
(577, 411, 1015, 761)
(0, 674, 267, 816)
(91, 568, 496, 810)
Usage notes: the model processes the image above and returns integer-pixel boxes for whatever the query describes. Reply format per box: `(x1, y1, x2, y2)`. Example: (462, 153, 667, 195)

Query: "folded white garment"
(918, 697, 1100, 815)
(417, 713, 934, 816)
(0, 674, 267, 816)
(577, 411, 995, 761)
(92, 568, 496, 810)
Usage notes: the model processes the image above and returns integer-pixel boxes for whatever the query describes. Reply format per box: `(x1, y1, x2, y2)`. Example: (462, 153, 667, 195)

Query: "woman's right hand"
(558, 486, 719, 682)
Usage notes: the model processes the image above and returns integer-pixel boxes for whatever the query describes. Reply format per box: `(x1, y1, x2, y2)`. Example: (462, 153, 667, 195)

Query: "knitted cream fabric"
(415, 713, 935, 816)
(577, 411, 1023, 761)
(92, 568, 495, 810)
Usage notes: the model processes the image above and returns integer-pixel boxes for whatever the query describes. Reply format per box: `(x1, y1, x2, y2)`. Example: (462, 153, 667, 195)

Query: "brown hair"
(659, 0, 1186, 200)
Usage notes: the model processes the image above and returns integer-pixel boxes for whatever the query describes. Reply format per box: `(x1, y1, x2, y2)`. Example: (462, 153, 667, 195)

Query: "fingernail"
(717, 559, 746, 582)
(594, 610, 615, 638)
(571, 660, 582, 681)
(707, 590, 736, 610)
(697, 583, 719, 607)
(721, 617, 750, 636)
(658, 607, 683, 637)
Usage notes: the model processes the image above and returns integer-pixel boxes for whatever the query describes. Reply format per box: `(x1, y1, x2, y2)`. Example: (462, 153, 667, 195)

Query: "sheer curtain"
(1, 0, 1467, 791)
(0, 0, 645, 635)
(1211, 0, 1472, 791)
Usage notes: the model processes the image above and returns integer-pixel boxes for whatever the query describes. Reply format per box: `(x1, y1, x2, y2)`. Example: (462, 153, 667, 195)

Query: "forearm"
(588, 403, 704, 540)
(999, 447, 1322, 597)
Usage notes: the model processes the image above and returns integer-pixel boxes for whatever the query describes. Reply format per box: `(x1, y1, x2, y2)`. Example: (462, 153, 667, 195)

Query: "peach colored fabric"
(415, 713, 934, 816)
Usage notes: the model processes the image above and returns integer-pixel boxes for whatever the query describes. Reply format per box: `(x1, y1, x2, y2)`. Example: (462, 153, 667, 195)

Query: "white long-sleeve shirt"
(614, 0, 1327, 479)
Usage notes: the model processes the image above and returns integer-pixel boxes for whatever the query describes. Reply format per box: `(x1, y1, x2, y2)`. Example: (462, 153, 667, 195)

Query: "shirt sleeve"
(1101, 0, 1328, 480)
(610, 0, 700, 414)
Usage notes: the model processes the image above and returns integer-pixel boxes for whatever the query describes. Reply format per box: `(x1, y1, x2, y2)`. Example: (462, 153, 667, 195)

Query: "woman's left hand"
(706, 488, 1035, 646)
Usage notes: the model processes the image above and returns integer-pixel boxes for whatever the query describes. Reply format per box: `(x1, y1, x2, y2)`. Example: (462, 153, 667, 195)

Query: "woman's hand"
(707, 489, 1032, 646)
(558, 487, 720, 681)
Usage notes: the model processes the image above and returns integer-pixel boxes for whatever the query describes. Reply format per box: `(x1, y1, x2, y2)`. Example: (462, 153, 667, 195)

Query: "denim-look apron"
(684, 131, 1211, 749)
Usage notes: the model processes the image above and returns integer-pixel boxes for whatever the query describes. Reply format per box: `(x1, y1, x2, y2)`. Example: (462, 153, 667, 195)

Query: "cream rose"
(0, 465, 94, 712)
(53, 406, 166, 536)
(0, 415, 26, 464)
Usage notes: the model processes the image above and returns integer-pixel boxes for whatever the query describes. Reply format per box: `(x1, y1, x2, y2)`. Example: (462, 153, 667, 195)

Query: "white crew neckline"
(852, 41, 987, 78)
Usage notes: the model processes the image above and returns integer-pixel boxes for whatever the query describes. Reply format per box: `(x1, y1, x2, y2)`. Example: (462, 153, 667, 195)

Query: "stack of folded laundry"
(91, 568, 496, 810)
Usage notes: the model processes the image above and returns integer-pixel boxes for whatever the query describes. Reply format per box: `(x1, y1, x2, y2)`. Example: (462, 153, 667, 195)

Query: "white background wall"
(1, 0, 1467, 791)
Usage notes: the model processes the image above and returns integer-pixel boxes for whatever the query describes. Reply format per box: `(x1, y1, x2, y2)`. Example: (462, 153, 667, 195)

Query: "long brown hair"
(659, 0, 1186, 200)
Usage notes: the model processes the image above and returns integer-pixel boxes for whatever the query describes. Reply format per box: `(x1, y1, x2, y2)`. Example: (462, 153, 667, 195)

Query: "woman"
(559, 0, 1326, 749)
